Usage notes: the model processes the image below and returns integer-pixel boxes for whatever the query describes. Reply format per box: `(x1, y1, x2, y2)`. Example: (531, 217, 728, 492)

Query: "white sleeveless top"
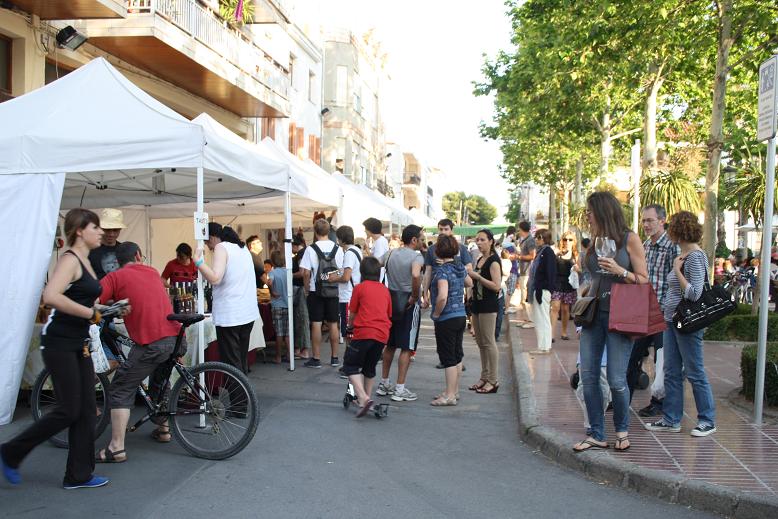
(211, 242, 259, 327)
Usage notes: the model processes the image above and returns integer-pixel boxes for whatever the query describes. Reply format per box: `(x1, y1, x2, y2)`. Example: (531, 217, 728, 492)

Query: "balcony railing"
(127, 0, 288, 97)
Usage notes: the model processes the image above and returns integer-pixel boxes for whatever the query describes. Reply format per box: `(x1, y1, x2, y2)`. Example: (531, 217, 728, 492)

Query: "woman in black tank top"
(1, 209, 110, 489)
(467, 230, 503, 394)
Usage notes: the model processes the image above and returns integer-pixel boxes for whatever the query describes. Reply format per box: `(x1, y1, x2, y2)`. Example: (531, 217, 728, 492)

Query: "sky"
(296, 0, 515, 222)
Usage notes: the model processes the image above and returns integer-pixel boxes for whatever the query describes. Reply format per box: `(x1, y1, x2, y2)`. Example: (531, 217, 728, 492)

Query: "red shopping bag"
(608, 283, 666, 338)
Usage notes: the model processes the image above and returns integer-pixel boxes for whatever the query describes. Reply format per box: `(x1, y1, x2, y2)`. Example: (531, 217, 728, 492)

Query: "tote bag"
(608, 283, 666, 338)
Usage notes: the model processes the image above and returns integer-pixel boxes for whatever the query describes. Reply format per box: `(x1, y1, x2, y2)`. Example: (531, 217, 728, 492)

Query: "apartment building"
(0, 0, 318, 148)
(402, 152, 442, 221)
(320, 28, 389, 193)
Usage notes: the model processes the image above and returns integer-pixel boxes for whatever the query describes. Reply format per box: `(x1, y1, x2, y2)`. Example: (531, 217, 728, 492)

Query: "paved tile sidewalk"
(513, 322, 778, 497)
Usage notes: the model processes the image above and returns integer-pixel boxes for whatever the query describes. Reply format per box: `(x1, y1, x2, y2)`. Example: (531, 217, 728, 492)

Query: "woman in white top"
(194, 223, 259, 375)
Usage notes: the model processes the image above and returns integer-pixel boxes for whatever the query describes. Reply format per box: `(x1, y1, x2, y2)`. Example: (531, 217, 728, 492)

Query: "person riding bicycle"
(95, 242, 181, 463)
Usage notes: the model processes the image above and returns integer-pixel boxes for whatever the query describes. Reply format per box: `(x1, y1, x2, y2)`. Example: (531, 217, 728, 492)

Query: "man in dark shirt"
(88, 208, 126, 279)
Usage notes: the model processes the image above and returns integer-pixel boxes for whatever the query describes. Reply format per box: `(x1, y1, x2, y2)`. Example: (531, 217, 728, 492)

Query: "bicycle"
(31, 307, 259, 460)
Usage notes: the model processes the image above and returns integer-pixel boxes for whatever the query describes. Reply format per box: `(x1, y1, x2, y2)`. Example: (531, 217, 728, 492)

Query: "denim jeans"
(579, 309, 635, 441)
(662, 324, 716, 427)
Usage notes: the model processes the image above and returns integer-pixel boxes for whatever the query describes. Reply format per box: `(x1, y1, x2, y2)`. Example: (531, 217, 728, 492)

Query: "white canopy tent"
(0, 57, 298, 424)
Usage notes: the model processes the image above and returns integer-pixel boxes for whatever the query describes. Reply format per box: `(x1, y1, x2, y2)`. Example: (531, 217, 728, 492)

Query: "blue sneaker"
(1, 449, 21, 485)
(63, 475, 109, 490)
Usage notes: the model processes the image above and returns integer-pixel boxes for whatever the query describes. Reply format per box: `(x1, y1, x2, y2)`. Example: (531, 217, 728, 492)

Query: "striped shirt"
(644, 232, 680, 311)
(663, 250, 709, 322)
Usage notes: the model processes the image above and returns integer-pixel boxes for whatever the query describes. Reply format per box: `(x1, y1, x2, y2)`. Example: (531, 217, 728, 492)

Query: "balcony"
(9, 1, 126, 19)
(376, 178, 394, 198)
(75, 0, 289, 117)
(404, 174, 421, 186)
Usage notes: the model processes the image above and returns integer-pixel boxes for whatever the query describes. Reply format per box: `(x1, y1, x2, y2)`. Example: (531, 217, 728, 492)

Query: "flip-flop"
(614, 434, 630, 451)
(95, 447, 127, 463)
(356, 399, 374, 418)
(573, 439, 609, 452)
(150, 428, 171, 443)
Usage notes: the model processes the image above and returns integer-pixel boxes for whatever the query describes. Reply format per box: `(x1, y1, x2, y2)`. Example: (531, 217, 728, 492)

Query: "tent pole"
(196, 166, 205, 428)
(285, 167, 295, 371)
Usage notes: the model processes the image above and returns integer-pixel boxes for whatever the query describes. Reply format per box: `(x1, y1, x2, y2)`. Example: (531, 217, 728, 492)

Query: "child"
(343, 256, 392, 417)
(266, 251, 289, 364)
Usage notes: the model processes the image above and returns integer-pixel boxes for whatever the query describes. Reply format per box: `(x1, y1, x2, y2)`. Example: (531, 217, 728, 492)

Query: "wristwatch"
(621, 269, 629, 279)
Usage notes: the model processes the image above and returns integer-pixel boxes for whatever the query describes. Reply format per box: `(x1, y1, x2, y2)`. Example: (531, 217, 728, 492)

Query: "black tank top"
(472, 253, 501, 314)
(41, 251, 103, 351)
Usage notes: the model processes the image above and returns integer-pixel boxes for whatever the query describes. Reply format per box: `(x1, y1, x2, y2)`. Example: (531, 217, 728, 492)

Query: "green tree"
(639, 170, 702, 215)
(442, 192, 497, 226)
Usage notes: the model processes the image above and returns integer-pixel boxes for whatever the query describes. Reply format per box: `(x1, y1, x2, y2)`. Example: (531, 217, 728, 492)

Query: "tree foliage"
(442, 192, 497, 226)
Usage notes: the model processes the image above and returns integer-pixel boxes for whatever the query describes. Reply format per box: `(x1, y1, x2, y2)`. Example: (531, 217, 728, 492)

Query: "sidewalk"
(509, 317, 778, 518)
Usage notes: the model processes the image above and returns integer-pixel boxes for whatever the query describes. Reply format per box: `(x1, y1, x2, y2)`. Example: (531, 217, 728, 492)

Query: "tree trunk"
(561, 187, 570, 235)
(548, 187, 557, 242)
(717, 210, 727, 250)
(703, 0, 734, 269)
(575, 157, 584, 207)
(643, 63, 665, 173)
(600, 101, 612, 177)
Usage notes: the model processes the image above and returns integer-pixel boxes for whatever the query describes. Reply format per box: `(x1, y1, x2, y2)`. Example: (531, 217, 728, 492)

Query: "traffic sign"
(757, 55, 778, 142)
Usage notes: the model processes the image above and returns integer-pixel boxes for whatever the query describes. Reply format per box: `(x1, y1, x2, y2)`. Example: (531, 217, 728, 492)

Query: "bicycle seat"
(167, 314, 205, 326)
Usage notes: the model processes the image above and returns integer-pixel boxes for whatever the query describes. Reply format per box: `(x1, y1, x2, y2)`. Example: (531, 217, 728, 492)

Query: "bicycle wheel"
(169, 361, 259, 460)
(30, 368, 111, 449)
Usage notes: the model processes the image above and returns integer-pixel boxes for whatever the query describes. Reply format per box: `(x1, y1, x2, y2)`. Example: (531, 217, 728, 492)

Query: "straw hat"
(99, 208, 126, 229)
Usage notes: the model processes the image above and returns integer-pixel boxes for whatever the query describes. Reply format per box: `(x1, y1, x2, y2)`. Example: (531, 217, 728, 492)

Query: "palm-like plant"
(219, 0, 254, 26)
(638, 169, 702, 215)
(724, 150, 776, 226)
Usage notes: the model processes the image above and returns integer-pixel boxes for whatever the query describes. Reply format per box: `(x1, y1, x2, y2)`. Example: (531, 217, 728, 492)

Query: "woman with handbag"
(550, 231, 579, 341)
(573, 192, 648, 453)
(1, 209, 111, 489)
(527, 229, 557, 354)
(467, 229, 503, 394)
(645, 211, 717, 437)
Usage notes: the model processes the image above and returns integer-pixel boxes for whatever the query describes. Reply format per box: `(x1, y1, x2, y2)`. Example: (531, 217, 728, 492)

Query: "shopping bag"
(608, 283, 666, 338)
(89, 324, 111, 374)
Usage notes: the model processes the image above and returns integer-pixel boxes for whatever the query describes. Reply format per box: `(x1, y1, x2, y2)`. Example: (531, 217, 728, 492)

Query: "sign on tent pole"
(755, 54, 778, 425)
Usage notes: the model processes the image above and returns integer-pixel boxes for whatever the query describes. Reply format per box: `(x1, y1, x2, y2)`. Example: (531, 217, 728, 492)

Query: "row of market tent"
(0, 57, 428, 425)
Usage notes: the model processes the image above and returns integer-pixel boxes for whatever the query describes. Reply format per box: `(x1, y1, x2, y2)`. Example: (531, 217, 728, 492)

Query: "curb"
(506, 324, 778, 518)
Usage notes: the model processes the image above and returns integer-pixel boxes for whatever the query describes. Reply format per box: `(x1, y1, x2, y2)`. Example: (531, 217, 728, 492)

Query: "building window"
(0, 35, 11, 96)
(308, 134, 320, 165)
(260, 117, 276, 141)
(296, 127, 305, 159)
(335, 137, 346, 175)
(335, 66, 347, 106)
(44, 60, 74, 85)
(288, 122, 296, 153)
(308, 70, 316, 103)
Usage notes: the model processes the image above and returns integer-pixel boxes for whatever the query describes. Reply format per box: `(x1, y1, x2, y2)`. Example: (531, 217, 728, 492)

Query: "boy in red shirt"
(344, 257, 392, 417)
(96, 242, 180, 463)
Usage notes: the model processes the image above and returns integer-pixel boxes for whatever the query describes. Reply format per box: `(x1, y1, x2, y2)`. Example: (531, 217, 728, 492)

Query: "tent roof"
(0, 58, 291, 209)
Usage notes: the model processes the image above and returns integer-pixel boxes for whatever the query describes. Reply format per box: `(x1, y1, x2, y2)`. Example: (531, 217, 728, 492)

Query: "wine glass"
(595, 237, 617, 274)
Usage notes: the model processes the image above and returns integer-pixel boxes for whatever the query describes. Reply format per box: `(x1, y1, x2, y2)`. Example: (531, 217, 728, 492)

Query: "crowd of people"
(1, 191, 730, 488)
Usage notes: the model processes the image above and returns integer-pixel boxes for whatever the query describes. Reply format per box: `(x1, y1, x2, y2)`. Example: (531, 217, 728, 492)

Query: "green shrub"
(703, 314, 778, 342)
(733, 303, 753, 315)
(741, 343, 778, 406)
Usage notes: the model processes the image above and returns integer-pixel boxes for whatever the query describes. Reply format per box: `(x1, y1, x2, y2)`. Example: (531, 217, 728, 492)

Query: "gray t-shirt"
(518, 235, 536, 276)
(382, 247, 424, 292)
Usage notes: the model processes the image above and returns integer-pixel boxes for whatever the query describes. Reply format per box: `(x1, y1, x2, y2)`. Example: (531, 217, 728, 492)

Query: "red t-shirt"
(100, 263, 181, 346)
(161, 258, 198, 284)
(348, 280, 391, 344)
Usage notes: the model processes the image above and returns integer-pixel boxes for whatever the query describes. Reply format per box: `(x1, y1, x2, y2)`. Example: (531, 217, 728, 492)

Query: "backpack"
(311, 242, 340, 298)
(346, 247, 362, 287)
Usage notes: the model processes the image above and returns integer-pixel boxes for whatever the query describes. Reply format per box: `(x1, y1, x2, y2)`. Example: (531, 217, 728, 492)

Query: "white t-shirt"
(211, 242, 260, 327)
(371, 235, 389, 259)
(299, 239, 344, 292)
(338, 246, 363, 303)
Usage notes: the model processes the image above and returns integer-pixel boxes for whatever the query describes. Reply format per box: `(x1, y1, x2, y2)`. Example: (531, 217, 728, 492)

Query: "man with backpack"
(327, 226, 362, 348)
(300, 218, 345, 368)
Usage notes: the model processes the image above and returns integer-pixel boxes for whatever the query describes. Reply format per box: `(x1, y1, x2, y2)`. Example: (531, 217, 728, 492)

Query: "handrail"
(126, 0, 288, 96)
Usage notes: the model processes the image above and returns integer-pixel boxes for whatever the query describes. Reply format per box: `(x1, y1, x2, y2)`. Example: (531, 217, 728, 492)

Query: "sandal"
(468, 380, 487, 391)
(573, 438, 609, 452)
(430, 395, 458, 406)
(615, 434, 630, 451)
(475, 382, 499, 394)
(95, 447, 127, 463)
(150, 427, 171, 443)
(561, 335, 570, 341)
(356, 399, 374, 418)
(432, 393, 460, 401)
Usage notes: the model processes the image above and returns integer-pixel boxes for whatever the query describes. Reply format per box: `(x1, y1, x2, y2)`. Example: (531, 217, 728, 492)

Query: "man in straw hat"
(89, 208, 127, 279)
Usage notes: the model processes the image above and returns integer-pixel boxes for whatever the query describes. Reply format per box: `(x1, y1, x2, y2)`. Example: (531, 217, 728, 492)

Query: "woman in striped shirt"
(645, 211, 716, 437)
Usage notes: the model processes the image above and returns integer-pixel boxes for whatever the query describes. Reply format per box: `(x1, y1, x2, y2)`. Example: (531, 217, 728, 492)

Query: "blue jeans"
(579, 309, 634, 441)
(662, 324, 716, 427)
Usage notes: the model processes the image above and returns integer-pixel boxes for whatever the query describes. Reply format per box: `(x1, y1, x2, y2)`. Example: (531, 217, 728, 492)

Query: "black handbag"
(571, 278, 599, 327)
(672, 261, 736, 334)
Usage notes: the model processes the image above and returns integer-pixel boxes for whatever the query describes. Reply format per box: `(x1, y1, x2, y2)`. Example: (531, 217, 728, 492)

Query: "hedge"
(741, 343, 778, 406)
(703, 313, 778, 342)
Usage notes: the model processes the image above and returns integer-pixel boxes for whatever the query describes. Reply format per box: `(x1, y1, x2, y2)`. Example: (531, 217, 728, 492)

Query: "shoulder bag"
(672, 253, 736, 334)
(571, 277, 599, 327)
(385, 250, 412, 322)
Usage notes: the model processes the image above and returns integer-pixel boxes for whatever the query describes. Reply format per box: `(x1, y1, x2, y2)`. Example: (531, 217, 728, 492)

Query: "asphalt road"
(0, 320, 715, 519)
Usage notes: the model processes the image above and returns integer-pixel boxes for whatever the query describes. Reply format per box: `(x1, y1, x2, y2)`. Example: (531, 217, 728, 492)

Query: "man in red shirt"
(95, 242, 181, 463)
(342, 256, 392, 417)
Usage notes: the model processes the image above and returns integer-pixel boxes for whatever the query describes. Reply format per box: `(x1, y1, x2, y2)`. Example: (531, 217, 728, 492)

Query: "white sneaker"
(507, 308, 517, 314)
(391, 387, 418, 402)
(519, 323, 535, 329)
(376, 381, 395, 396)
(339, 335, 344, 344)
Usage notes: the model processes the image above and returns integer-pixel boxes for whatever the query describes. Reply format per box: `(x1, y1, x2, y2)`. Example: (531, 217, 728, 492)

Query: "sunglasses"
(563, 238, 574, 242)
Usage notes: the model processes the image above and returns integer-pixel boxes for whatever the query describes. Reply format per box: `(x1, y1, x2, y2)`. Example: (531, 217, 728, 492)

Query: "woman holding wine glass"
(573, 191, 648, 453)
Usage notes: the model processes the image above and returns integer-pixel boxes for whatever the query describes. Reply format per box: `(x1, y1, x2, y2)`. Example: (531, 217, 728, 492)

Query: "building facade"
(320, 28, 389, 193)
